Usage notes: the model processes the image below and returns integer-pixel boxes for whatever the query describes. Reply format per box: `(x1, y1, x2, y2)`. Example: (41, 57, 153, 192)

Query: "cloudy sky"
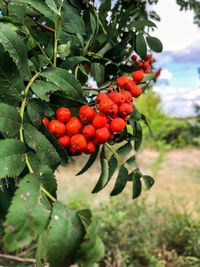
(149, 1, 200, 117)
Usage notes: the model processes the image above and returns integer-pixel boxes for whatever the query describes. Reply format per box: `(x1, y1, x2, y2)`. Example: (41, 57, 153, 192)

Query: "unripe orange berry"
(79, 105, 95, 122)
(71, 134, 87, 151)
(110, 118, 126, 132)
(56, 107, 71, 122)
(132, 70, 144, 82)
(66, 117, 82, 136)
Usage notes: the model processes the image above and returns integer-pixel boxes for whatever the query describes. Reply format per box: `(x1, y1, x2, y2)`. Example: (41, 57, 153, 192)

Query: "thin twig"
(0, 253, 36, 263)
(16, 245, 37, 257)
(26, 13, 55, 33)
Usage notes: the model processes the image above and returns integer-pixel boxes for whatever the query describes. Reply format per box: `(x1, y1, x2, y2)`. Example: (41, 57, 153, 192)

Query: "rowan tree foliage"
(0, 0, 163, 266)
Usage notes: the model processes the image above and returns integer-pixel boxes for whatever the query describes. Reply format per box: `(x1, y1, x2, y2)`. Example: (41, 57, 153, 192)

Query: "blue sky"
(149, 1, 200, 117)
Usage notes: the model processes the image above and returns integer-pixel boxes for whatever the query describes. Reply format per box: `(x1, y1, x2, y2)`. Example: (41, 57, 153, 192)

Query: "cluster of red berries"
(42, 65, 149, 156)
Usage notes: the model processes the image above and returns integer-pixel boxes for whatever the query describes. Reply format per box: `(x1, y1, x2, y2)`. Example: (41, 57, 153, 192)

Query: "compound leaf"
(3, 174, 50, 251)
(110, 165, 129, 196)
(0, 139, 26, 179)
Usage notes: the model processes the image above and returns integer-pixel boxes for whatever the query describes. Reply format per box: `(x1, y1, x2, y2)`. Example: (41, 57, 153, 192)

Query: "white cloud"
(159, 69, 173, 80)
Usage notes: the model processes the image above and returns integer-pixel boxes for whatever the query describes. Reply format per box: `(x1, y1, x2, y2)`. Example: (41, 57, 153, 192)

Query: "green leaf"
(31, 80, 61, 102)
(141, 113, 154, 137)
(132, 19, 157, 29)
(91, 63, 105, 87)
(0, 139, 26, 180)
(126, 155, 138, 169)
(0, 23, 30, 78)
(76, 145, 100, 176)
(146, 36, 163, 52)
(131, 172, 142, 199)
(92, 147, 109, 193)
(40, 67, 83, 101)
(134, 121, 143, 151)
(61, 56, 89, 70)
(24, 124, 61, 170)
(0, 103, 21, 137)
(3, 174, 50, 252)
(20, 0, 54, 22)
(57, 42, 71, 60)
(142, 72, 156, 82)
(136, 33, 147, 59)
(110, 166, 129, 196)
(130, 105, 142, 121)
(108, 155, 118, 182)
(77, 220, 105, 266)
(77, 209, 92, 229)
(117, 142, 132, 157)
(143, 175, 154, 190)
(28, 152, 57, 194)
(45, 0, 59, 15)
(36, 231, 48, 267)
(46, 201, 84, 267)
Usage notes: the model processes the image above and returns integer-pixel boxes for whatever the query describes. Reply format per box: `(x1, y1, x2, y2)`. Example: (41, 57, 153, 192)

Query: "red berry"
(95, 127, 110, 144)
(109, 91, 117, 99)
(156, 68, 162, 78)
(117, 76, 131, 90)
(68, 146, 83, 156)
(121, 91, 133, 103)
(99, 98, 115, 114)
(126, 80, 136, 92)
(112, 92, 125, 105)
(79, 105, 95, 122)
(130, 86, 142, 98)
(110, 118, 126, 132)
(42, 117, 49, 127)
(132, 70, 144, 82)
(92, 113, 108, 128)
(118, 103, 133, 116)
(56, 107, 71, 122)
(48, 120, 66, 136)
(97, 93, 108, 103)
(123, 116, 129, 122)
(82, 124, 96, 140)
(58, 135, 71, 147)
(109, 132, 114, 140)
(146, 54, 153, 63)
(144, 65, 151, 74)
(71, 134, 87, 151)
(84, 141, 96, 154)
(66, 117, 82, 136)
(131, 55, 137, 61)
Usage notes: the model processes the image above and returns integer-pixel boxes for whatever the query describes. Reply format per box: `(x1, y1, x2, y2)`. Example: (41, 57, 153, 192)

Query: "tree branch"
(26, 13, 55, 33)
(0, 253, 36, 263)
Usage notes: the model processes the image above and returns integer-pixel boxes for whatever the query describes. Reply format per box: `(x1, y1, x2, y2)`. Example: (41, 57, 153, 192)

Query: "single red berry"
(109, 91, 117, 99)
(71, 134, 87, 151)
(95, 127, 110, 144)
(144, 65, 151, 74)
(138, 61, 144, 68)
(48, 120, 66, 136)
(82, 124, 96, 140)
(117, 76, 131, 90)
(56, 107, 71, 122)
(156, 68, 162, 78)
(42, 117, 49, 127)
(132, 70, 144, 82)
(79, 105, 95, 122)
(66, 117, 82, 136)
(105, 123, 111, 131)
(92, 113, 108, 128)
(112, 104, 119, 114)
(99, 98, 115, 114)
(68, 146, 83, 156)
(58, 135, 71, 147)
(92, 137, 99, 145)
(130, 86, 142, 98)
(112, 92, 125, 105)
(131, 55, 137, 61)
(97, 93, 108, 103)
(109, 132, 114, 140)
(121, 91, 133, 103)
(110, 118, 126, 132)
(146, 54, 153, 63)
(126, 80, 136, 92)
(118, 103, 133, 116)
(84, 141, 96, 154)
(123, 116, 129, 122)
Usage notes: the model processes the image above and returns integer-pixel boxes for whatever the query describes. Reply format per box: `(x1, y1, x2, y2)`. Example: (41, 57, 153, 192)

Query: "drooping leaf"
(3, 174, 50, 251)
(107, 155, 118, 182)
(143, 175, 154, 190)
(45, 0, 59, 15)
(28, 152, 57, 194)
(0, 103, 21, 137)
(76, 145, 100, 176)
(92, 147, 109, 193)
(141, 113, 154, 137)
(126, 155, 138, 169)
(99, 0, 111, 27)
(76, 220, 105, 266)
(146, 36, 163, 52)
(132, 19, 157, 29)
(110, 165, 129, 196)
(24, 123, 61, 170)
(40, 67, 83, 101)
(0, 23, 30, 78)
(131, 172, 142, 199)
(134, 121, 143, 151)
(130, 105, 142, 121)
(136, 33, 147, 59)
(117, 142, 132, 157)
(46, 201, 84, 267)
(36, 231, 48, 267)
(0, 139, 26, 179)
